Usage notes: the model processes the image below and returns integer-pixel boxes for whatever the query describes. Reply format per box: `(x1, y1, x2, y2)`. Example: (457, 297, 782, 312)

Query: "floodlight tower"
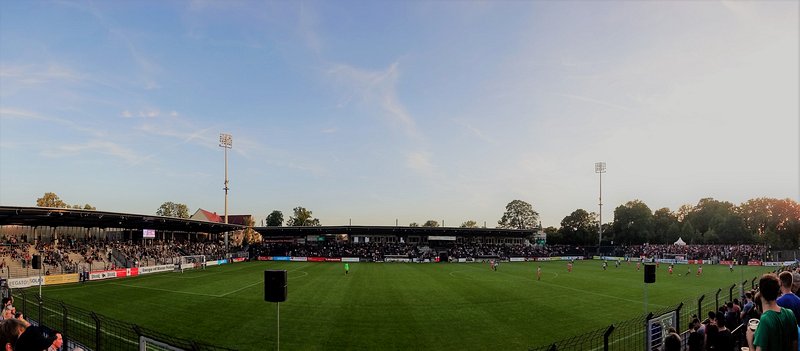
(220, 133, 232, 249)
(595, 162, 606, 252)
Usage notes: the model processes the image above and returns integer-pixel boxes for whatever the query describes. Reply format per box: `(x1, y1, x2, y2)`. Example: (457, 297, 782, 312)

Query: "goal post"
(174, 255, 206, 272)
(139, 336, 185, 351)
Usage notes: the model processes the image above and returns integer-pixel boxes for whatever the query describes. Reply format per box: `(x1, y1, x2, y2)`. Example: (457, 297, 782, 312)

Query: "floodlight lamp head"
(595, 162, 606, 173)
(219, 133, 233, 148)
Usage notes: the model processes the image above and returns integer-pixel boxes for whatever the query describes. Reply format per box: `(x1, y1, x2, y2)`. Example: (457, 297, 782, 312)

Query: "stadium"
(0, 205, 797, 350)
(2, 1, 798, 351)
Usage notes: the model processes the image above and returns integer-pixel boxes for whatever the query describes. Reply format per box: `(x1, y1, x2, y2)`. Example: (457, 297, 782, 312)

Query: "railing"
(14, 289, 234, 351)
(529, 276, 763, 351)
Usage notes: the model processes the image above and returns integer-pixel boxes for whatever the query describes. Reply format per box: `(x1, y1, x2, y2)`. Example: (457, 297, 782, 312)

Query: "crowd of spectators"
(617, 244, 767, 261)
(251, 242, 432, 261)
(668, 267, 800, 351)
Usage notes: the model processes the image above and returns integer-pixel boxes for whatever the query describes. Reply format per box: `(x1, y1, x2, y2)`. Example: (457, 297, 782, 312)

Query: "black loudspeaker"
(32, 255, 41, 270)
(264, 270, 287, 302)
(644, 264, 656, 284)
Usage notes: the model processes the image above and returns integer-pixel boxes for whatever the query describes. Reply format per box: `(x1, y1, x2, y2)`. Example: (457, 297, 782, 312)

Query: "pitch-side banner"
(90, 270, 117, 281)
(341, 257, 359, 262)
(290, 257, 308, 262)
(206, 260, 219, 266)
(139, 265, 173, 274)
(44, 274, 79, 285)
(8, 276, 43, 289)
(509, 258, 525, 262)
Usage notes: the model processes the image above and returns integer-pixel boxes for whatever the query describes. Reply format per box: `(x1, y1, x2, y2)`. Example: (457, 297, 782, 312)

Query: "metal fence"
(529, 272, 774, 351)
(14, 289, 235, 351)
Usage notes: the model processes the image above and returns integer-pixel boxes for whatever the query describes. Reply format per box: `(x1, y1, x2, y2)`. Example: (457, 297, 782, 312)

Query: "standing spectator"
(663, 331, 681, 351)
(704, 311, 718, 351)
(747, 273, 799, 351)
(688, 318, 704, 351)
(777, 271, 800, 325)
(714, 311, 734, 351)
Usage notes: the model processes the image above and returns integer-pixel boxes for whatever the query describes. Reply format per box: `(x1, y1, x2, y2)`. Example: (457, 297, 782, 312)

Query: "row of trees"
(261, 200, 540, 229)
(546, 197, 800, 249)
(34, 193, 800, 249)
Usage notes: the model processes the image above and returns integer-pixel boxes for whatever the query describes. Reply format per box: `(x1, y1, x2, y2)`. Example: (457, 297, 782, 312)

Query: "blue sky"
(1, 1, 798, 228)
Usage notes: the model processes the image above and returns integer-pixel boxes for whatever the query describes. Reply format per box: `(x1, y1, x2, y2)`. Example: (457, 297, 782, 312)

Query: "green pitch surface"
(32, 261, 771, 350)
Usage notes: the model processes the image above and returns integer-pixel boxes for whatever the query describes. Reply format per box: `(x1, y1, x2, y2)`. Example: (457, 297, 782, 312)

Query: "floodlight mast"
(595, 162, 606, 252)
(220, 133, 232, 250)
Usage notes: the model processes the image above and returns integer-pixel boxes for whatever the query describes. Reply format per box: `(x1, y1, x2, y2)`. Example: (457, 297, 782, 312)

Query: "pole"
(599, 169, 602, 249)
(277, 302, 280, 351)
(224, 144, 229, 225)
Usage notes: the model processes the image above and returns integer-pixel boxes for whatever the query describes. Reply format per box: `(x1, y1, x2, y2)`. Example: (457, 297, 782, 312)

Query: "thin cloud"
(451, 119, 494, 143)
(559, 94, 631, 111)
(327, 62, 418, 138)
(0, 108, 107, 137)
(406, 151, 436, 176)
(41, 140, 148, 165)
(0, 64, 86, 85)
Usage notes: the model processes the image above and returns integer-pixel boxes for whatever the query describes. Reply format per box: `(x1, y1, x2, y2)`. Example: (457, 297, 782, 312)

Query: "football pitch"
(29, 261, 772, 350)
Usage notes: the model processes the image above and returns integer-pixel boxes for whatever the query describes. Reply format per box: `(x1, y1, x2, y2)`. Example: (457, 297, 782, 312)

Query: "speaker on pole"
(644, 264, 656, 284)
(32, 255, 41, 270)
(264, 270, 287, 302)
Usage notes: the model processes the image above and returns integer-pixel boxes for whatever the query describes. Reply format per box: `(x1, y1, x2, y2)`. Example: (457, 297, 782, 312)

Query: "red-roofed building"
(190, 209, 253, 226)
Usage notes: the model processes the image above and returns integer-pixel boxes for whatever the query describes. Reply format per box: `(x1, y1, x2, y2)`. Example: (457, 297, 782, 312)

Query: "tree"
(611, 200, 654, 244)
(287, 206, 320, 226)
(83, 204, 96, 210)
(156, 202, 189, 218)
(460, 220, 478, 228)
(558, 209, 596, 245)
(652, 208, 678, 244)
(409, 222, 419, 227)
(36, 192, 67, 208)
(266, 210, 284, 226)
(497, 200, 539, 229)
(422, 220, 439, 227)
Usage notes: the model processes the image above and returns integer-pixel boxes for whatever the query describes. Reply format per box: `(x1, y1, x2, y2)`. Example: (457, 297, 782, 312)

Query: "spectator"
(663, 332, 681, 351)
(0, 318, 27, 351)
(687, 318, 704, 351)
(714, 311, 734, 351)
(747, 274, 799, 351)
(777, 271, 800, 326)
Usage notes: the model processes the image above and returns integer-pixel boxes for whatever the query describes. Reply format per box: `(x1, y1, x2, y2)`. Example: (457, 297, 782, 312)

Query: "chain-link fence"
(528, 271, 777, 351)
(14, 289, 235, 351)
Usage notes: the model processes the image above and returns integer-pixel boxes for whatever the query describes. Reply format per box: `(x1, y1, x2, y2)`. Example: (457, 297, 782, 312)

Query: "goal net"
(174, 255, 206, 272)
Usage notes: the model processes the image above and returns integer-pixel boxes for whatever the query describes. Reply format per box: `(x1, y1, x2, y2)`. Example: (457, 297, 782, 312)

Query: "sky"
(0, 1, 798, 228)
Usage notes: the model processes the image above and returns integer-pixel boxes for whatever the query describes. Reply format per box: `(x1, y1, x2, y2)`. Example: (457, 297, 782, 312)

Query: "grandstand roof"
(255, 225, 534, 238)
(0, 206, 243, 234)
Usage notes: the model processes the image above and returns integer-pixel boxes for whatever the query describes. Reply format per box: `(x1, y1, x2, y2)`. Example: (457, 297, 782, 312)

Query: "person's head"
(51, 333, 62, 350)
(15, 326, 56, 351)
(779, 271, 793, 290)
(663, 332, 681, 351)
(1, 308, 13, 321)
(715, 312, 726, 329)
(759, 273, 781, 302)
(0, 318, 27, 351)
(708, 311, 716, 323)
(792, 272, 800, 293)
(726, 302, 734, 310)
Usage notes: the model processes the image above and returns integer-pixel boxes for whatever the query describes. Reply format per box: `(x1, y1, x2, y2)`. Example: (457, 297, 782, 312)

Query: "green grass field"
(27, 261, 772, 350)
